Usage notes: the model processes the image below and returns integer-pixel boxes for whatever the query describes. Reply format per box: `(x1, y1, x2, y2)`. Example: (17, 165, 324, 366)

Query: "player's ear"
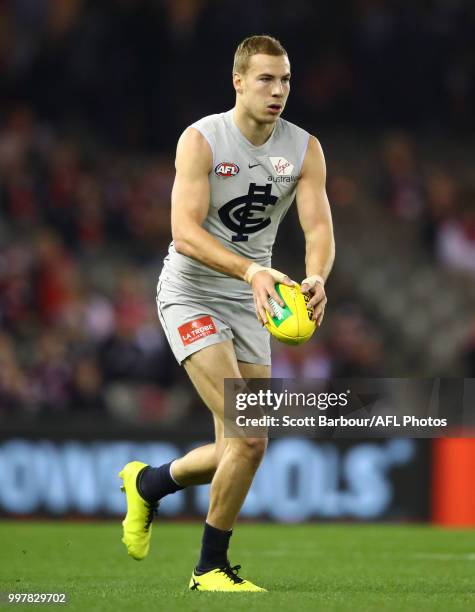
(233, 72, 244, 94)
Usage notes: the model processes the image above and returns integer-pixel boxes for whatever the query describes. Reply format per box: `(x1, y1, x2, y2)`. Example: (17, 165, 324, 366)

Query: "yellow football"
(265, 283, 316, 345)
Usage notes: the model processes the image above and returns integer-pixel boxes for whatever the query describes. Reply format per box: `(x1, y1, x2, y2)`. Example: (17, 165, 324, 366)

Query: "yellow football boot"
(189, 565, 267, 592)
(118, 461, 158, 560)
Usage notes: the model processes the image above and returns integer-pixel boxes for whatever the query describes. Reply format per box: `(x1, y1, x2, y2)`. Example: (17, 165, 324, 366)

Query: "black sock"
(137, 461, 183, 503)
(196, 522, 232, 573)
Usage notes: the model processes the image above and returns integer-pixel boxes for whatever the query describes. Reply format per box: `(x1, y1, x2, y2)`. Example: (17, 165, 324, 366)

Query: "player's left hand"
(300, 275, 327, 326)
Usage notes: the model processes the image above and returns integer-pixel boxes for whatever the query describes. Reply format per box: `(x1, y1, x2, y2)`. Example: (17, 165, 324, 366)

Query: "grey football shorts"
(156, 276, 271, 366)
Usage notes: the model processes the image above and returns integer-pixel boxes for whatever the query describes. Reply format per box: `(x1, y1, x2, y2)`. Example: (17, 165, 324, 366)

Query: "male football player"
(119, 34, 334, 592)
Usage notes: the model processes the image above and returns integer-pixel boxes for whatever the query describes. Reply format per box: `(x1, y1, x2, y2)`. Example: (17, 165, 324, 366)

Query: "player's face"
(235, 54, 291, 124)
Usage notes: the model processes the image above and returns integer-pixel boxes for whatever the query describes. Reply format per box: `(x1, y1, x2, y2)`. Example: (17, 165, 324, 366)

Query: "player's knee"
(233, 437, 267, 465)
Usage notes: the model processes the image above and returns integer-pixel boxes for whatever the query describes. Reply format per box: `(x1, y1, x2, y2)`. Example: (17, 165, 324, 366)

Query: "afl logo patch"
(215, 162, 240, 178)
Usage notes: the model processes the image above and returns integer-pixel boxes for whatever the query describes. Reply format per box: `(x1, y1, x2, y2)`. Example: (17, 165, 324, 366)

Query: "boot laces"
(144, 501, 158, 532)
(218, 564, 244, 584)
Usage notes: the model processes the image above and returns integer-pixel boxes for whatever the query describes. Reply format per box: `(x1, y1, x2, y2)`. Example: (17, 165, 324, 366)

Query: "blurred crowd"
(377, 133, 475, 275)
(1, 0, 474, 151)
(1, 0, 475, 421)
(375, 132, 475, 377)
(0, 106, 179, 419)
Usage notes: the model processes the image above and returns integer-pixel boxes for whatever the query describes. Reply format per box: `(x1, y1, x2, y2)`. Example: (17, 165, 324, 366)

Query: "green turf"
(0, 522, 473, 611)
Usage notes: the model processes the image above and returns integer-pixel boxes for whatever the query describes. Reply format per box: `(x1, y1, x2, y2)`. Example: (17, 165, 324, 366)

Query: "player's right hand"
(248, 268, 295, 326)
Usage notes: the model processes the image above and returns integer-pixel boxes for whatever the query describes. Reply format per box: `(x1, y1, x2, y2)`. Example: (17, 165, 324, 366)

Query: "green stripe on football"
(265, 283, 316, 345)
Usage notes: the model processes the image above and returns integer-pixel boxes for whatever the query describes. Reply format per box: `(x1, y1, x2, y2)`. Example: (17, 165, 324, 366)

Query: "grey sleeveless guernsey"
(161, 109, 310, 298)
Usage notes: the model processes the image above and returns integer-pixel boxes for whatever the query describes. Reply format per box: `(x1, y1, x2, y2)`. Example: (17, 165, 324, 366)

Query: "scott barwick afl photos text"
(119, 34, 335, 592)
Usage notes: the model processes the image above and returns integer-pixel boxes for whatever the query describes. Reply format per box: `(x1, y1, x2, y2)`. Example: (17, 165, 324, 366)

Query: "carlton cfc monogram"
(218, 183, 278, 242)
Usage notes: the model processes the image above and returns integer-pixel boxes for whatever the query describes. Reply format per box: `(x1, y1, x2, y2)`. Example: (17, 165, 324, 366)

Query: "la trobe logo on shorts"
(179, 316, 217, 346)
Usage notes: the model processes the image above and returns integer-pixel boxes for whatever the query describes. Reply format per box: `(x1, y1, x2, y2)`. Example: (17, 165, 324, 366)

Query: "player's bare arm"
(171, 126, 293, 325)
(296, 135, 335, 326)
(171, 127, 250, 279)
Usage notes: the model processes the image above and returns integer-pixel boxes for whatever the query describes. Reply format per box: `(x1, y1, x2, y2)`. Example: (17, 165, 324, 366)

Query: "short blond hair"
(233, 35, 288, 74)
